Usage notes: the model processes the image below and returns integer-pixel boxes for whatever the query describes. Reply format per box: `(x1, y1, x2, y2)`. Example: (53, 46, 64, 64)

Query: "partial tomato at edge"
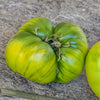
(85, 41, 100, 98)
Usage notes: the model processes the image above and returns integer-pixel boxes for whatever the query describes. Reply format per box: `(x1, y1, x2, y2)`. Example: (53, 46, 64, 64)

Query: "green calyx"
(34, 27, 71, 61)
(33, 27, 40, 35)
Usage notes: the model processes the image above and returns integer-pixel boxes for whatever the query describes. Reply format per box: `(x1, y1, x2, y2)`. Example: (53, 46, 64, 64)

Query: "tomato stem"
(51, 41, 61, 48)
(44, 34, 70, 61)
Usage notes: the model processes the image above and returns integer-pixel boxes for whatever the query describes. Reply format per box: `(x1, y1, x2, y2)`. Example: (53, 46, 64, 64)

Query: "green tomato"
(5, 17, 88, 84)
(85, 41, 100, 98)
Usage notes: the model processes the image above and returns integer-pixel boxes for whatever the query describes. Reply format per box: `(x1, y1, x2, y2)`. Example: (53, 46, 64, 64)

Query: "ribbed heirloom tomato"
(5, 17, 88, 84)
(85, 42, 100, 98)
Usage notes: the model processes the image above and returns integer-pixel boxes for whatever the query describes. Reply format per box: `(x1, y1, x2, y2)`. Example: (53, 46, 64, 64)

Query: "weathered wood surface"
(0, 0, 100, 100)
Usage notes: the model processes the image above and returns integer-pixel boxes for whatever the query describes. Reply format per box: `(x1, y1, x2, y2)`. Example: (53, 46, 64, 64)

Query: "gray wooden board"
(0, 0, 100, 100)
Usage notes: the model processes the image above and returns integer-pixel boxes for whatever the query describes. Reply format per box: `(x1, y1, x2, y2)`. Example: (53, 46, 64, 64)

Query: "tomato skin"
(17, 17, 54, 38)
(85, 41, 100, 98)
(5, 18, 57, 84)
(5, 17, 88, 84)
(54, 22, 88, 83)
